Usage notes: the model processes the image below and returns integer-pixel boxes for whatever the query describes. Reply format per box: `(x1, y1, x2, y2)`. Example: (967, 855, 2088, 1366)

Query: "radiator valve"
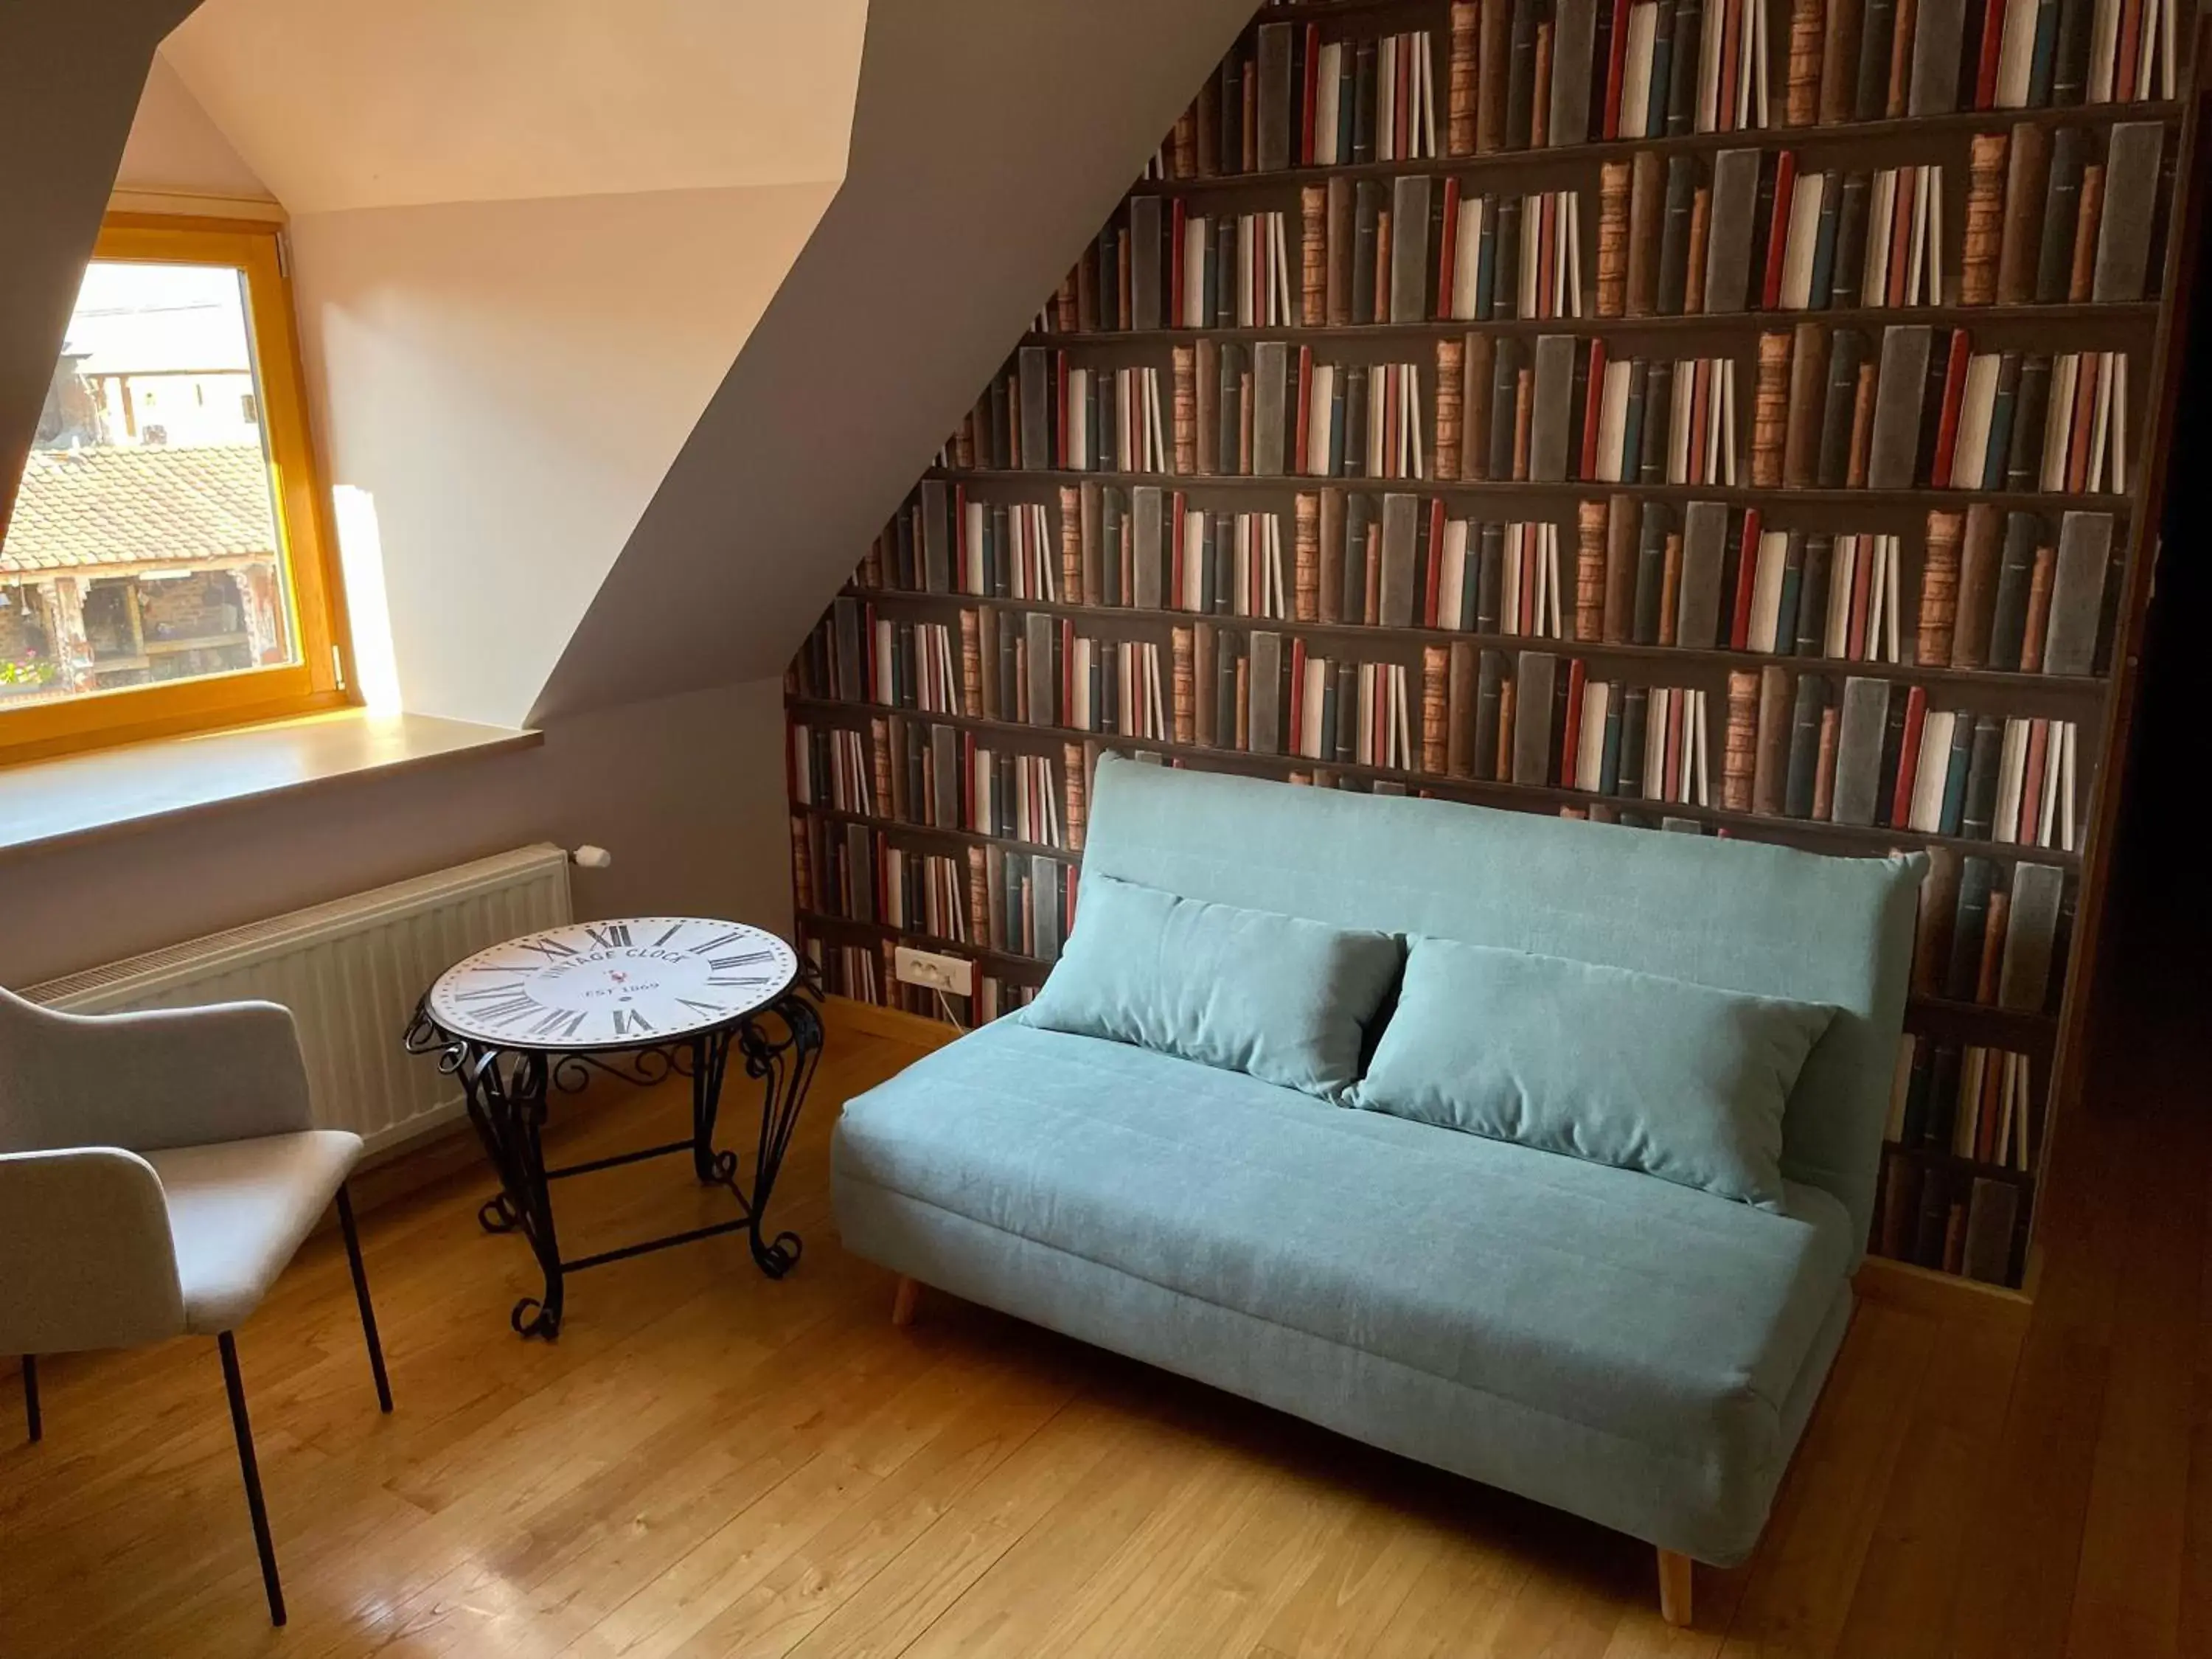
(571, 844, 613, 869)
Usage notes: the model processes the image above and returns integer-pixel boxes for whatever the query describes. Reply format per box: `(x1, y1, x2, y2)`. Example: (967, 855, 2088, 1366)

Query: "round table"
(403, 917, 823, 1338)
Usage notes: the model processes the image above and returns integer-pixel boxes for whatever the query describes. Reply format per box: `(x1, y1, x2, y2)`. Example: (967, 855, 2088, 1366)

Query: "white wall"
(114, 54, 268, 203)
(287, 181, 836, 726)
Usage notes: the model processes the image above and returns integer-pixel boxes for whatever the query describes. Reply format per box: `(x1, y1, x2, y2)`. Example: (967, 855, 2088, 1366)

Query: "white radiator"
(23, 844, 572, 1154)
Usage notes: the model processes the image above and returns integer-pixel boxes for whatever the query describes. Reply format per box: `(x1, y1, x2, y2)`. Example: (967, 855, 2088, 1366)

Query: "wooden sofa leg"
(890, 1276, 920, 1327)
(1658, 1548, 1693, 1627)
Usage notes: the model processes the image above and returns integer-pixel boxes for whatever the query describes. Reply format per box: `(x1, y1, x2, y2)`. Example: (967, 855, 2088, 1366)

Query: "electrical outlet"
(894, 945, 973, 998)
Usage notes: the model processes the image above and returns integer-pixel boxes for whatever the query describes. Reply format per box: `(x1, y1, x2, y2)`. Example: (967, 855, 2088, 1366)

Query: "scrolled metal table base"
(403, 986, 823, 1339)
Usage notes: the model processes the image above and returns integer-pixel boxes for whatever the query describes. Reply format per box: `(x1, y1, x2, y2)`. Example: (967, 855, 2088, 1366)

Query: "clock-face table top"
(425, 918, 796, 1048)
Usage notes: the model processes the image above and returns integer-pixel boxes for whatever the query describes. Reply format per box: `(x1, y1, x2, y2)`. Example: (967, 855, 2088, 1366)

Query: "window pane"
(1, 260, 297, 711)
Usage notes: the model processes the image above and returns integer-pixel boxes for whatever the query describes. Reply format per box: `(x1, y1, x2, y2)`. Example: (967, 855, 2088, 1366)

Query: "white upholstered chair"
(0, 985, 392, 1627)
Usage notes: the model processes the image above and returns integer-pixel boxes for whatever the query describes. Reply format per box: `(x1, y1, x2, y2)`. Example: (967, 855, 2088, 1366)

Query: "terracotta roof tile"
(1, 444, 277, 575)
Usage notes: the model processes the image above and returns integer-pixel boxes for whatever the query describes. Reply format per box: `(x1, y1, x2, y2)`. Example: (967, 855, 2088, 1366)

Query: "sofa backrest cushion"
(1021, 872, 1401, 1101)
(1355, 936, 1837, 1208)
(1079, 755, 1921, 1256)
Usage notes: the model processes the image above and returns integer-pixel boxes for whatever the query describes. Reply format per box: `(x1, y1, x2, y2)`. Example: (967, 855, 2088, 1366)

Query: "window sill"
(0, 709, 541, 860)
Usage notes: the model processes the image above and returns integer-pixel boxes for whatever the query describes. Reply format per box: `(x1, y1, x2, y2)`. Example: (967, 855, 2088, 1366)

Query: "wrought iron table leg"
(462, 1068, 523, 1234)
(458, 1048, 564, 1338)
(689, 1029, 731, 1183)
(478, 1190, 524, 1234)
(500, 1055, 565, 1338)
(737, 993, 824, 1278)
(411, 1002, 526, 1236)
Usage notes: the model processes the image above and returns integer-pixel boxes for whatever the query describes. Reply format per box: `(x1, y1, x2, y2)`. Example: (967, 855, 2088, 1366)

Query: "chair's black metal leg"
(334, 1186, 393, 1413)
(20, 1355, 39, 1443)
(217, 1332, 285, 1627)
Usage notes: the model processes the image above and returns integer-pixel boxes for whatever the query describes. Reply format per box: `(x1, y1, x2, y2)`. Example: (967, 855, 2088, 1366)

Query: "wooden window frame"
(0, 213, 353, 768)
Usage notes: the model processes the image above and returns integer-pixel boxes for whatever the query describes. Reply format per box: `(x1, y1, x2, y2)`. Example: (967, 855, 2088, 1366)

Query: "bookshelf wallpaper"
(785, 0, 2190, 1291)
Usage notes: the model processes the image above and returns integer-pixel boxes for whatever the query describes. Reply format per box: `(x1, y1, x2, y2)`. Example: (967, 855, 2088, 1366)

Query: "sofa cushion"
(1076, 753, 1921, 1262)
(836, 1020, 1855, 1462)
(1020, 872, 1400, 1100)
(1355, 937, 1834, 1209)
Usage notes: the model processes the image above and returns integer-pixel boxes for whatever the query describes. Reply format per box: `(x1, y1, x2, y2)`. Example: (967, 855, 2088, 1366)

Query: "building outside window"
(0, 217, 347, 763)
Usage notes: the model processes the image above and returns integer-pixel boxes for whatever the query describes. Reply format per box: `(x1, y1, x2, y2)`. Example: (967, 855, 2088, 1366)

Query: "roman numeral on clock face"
(529, 1008, 588, 1040)
(437, 919, 787, 1048)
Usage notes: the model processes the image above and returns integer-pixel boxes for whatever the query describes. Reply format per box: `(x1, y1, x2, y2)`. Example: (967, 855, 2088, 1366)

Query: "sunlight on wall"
(331, 484, 401, 714)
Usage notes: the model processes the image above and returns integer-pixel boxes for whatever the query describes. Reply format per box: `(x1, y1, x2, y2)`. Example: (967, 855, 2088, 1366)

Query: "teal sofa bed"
(832, 755, 1920, 1624)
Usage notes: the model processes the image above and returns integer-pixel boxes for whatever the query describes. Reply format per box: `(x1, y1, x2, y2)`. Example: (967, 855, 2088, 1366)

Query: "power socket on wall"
(894, 945, 973, 998)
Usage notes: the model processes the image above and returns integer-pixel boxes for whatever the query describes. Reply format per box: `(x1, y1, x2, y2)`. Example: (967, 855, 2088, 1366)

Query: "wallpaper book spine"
(2096, 122, 2164, 302)
(1962, 133, 2008, 305)
(1997, 123, 2051, 305)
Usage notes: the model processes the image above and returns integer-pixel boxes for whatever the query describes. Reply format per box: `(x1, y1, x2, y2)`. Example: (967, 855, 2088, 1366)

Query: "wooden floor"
(2, 1009, 2206, 1658)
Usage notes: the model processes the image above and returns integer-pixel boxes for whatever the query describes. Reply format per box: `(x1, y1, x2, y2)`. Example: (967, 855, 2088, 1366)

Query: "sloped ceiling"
(0, 1, 204, 526)
(154, 0, 869, 729)
(282, 181, 840, 726)
(532, 0, 1254, 722)
(115, 53, 268, 201)
(159, 0, 866, 212)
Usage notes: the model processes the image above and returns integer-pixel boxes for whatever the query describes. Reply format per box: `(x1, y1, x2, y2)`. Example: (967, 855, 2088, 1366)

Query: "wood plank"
(2062, 1107, 2212, 1658)
(758, 1394, 1127, 1658)
(1831, 1315, 2025, 1658)
(2181, 1175, 2212, 1659)
(1023, 1441, 1281, 1655)
(1853, 1256, 2034, 1335)
(1088, 1462, 1352, 1656)
(1477, 1561, 1623, 1659)
(891, 1405, 1222, 1658)
(1599, 1568, 1747, 1659)
(827, 995, 960, 1050)
(1360, 1535, 1528, 1658)
(1716, 1302, 1940, 1658)
(1944, 1099, 2138, 1659)
(1252, 1492, 1458, 1656)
